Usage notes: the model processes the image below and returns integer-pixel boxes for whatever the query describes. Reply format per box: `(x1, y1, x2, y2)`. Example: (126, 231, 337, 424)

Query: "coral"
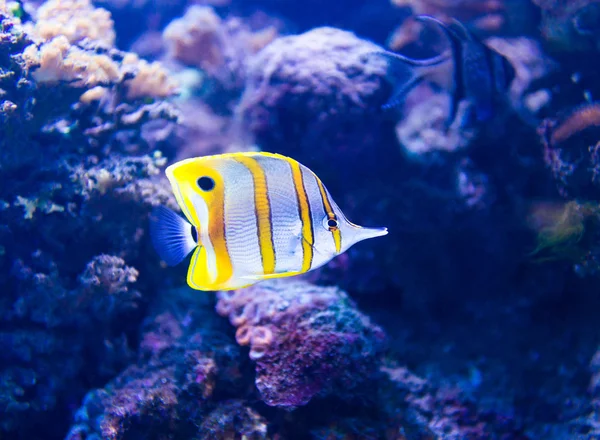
(22, 0, 177, 98)
(31, 0, 116, 45)
(65, 287, 252, 440)
(0, 3, 180, 436)
(485, 37, 558, 119)
(120, 52, 178, 100)
(540, 102, 600, 199)
(23, 38, 177, 99)
(587, 348, 600, 437)
(163, 6, 225, 73)
(377, 363, 528, 439)
(4, 0, 600, 439)
(236, 26, 396, 179)
(198, 400, 269, 439)
(93, 0, 189, 49)
(534, 0, 600, 53)
(387, 0, 537, 51)
(64, 285, 529, 440)
(525, 199, 600, 276)
(163, 5, 278, 110)
(567, 347, 600, 438)
(395, 91, 477, 155)
(215, 279, 386, 408)
(23, 35, 121, 86)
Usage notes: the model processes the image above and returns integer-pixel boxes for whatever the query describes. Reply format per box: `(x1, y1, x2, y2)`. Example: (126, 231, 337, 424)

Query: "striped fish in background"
(149, 152, 388, 291)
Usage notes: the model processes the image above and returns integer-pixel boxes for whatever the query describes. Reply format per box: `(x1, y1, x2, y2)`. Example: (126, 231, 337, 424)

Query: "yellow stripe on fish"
(232, 155, 276, 275)
(314, 174, 342, 254)
(150, 151, 388, 291)
(283, 156, 314, 273)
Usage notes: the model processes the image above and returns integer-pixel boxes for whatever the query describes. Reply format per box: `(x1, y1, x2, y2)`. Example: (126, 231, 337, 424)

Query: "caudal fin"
(149, 206, 197, 266)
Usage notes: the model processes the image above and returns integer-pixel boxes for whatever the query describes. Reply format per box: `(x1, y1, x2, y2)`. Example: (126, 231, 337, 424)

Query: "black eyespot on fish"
(327, 219, 338, 229)
(191, 225, 198, 243)
(197, 176, 215, 191)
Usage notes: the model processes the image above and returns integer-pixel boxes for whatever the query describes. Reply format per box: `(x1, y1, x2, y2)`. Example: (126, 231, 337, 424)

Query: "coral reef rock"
(0, 3, 179, 437)
(236, 26, 397, 179)
(216, 279, 386, 408)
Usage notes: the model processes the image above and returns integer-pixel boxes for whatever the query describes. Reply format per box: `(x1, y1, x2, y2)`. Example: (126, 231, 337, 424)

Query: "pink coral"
(215, 279, 386, 408)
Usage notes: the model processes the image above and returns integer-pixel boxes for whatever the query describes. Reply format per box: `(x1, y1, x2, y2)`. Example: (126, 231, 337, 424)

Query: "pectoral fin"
(149, 206, 197, 266)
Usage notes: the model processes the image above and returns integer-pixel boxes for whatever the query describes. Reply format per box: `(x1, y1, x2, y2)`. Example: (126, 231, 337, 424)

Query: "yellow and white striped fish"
(149, 152, 388, 291)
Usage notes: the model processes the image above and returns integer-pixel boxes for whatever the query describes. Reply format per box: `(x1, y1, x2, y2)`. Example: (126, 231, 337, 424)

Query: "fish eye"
(197, 176, 215, 191)
(323, 216, 339, 230)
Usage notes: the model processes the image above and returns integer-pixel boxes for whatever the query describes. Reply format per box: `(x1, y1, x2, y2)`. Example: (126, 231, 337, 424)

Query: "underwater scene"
(5, 0, 600, 438)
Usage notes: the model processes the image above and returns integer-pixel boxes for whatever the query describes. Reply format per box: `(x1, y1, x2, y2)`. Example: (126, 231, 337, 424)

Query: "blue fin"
(364, 50, 449, 111)
(415, 16, 466, 127)
(149, 206, 197, 266)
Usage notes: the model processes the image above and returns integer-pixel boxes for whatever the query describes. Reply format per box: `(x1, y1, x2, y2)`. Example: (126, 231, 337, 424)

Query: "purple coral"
(378, 364, 528, 440)
(236, 26, 396, 178)
(215, 279, 386, 408)
(65, 288, 254, 440)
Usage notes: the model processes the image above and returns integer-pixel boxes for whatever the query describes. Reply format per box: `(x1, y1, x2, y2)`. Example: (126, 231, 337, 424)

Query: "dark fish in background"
(366, 46, 452, 111)
(367, 15, 516, 127)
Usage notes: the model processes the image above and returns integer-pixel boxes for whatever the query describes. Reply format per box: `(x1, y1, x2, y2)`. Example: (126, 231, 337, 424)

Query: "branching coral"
(23, 35, 120, 86)
(21, 0, 177, 98)
(215, 279, 386, 408)
(31, 0, 116, 45)
(23, 37, 177, 99)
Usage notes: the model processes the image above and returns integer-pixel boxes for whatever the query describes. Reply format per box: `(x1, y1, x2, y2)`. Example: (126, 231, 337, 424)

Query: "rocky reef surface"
(3, 0, 600, 439)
